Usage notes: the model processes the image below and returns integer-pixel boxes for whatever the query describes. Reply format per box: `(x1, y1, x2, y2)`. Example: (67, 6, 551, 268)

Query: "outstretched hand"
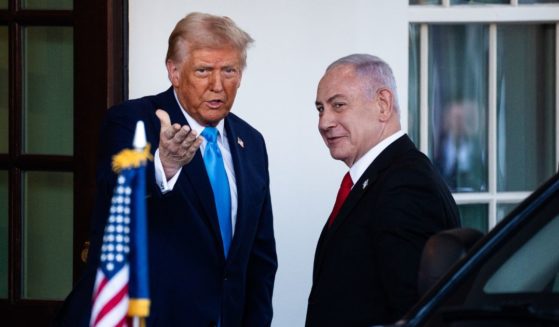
(156, 109, 203, 180)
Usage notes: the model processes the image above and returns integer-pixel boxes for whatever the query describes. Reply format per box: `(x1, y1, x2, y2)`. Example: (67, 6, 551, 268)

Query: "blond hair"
(166, 12, 254, 69)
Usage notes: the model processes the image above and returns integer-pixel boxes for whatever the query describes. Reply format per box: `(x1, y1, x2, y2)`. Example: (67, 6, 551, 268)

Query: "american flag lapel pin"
(237, 137, 244, 148)
(362, 179, 369, 190)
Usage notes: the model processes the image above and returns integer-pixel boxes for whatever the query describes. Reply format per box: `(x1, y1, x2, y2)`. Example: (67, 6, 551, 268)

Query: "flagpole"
(90, 121, 151, 327)
(133, 317, 146, 327)
(132, 317, 146, 327)
(128, 121, 151, 324)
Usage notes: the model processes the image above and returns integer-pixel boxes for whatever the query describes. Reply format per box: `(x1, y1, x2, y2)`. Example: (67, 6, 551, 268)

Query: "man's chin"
(329, 150, 347, 162)
(199, 111, 230, 126)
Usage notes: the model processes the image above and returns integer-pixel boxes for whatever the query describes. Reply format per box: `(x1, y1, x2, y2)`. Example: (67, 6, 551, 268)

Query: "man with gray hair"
(306, 54, 459, 326)
(56, 12, 277, 327)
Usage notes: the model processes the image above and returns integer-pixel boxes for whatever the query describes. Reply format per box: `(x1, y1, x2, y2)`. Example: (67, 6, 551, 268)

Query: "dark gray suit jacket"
(306, 135, 460, 327)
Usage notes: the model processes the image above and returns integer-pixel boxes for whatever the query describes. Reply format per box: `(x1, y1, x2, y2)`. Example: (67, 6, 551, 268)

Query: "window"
(0, 0, 74, 302)
(408, 1, 559, 232)
(0, 0, 126, 323)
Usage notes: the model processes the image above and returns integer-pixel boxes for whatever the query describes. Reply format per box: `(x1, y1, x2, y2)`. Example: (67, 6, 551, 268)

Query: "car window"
(401, 175, 559, 327)
(484, 213, 559, 294)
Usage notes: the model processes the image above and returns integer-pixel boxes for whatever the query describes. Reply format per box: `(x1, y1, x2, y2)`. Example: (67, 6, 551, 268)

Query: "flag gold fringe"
(112, 144, 153, 173)
(128, 298, 151, 317)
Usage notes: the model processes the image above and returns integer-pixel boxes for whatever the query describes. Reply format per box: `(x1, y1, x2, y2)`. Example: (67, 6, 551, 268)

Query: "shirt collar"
(173, 89, 226, 140)
(349, 130, 405, 183)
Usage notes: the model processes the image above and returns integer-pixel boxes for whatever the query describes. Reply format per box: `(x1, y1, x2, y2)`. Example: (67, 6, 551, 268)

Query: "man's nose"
(209, 72, 224, 92)
(318, 108, 336, 132)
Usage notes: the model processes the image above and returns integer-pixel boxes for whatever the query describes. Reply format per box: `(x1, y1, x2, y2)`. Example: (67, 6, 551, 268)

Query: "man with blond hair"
(56, 12, 277, 327)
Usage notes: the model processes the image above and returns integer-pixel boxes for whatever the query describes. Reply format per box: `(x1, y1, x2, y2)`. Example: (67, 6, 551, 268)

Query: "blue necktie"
(201, 127, 232, 257)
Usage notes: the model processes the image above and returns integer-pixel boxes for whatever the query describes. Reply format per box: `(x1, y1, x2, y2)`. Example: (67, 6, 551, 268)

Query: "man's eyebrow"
(327, 94, 344, 103)
(316, 94, 345, 107)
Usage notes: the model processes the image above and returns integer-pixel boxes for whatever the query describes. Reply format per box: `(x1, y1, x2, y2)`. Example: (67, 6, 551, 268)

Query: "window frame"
(0, 0, 127, 323)
(409, 2, 559, 229)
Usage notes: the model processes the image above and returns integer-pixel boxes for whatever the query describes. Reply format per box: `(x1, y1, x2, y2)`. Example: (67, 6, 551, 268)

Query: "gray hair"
(166, 12, 254, 70)
(326, 54, 400, 112)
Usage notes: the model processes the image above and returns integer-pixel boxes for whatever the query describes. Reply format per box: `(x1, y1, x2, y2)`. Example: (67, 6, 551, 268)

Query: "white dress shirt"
(348, 130, 406, 185)
(154, 90, 238, 231)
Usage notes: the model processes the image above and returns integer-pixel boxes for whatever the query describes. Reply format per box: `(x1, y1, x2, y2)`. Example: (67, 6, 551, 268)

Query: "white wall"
(129, 1, 409, 325)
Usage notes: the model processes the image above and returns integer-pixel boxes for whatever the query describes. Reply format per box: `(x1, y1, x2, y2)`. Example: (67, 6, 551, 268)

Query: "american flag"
(90, 174, 133, 327)
(90, 121, 151, 327)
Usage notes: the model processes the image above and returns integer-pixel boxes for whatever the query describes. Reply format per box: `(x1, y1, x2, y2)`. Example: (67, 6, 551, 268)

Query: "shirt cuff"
(154, 148, 181, 193)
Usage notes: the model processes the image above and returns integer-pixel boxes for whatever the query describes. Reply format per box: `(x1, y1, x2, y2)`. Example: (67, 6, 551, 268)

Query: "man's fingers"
(156, 108, 201, 168)
(156, 109, 171, 129)
(192, 135, 203, 151)
(156, 109, 178, 139)
(178, 130, 198, 150)
(183, 136, 204, 159)
(173, 126, 192, 143)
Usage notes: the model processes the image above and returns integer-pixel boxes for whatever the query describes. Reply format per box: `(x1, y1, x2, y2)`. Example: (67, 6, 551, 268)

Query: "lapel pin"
(362, 179, 369, 190)
(237, 137, 244, 148)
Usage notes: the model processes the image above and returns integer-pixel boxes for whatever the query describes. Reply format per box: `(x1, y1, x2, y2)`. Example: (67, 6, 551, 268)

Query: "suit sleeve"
(371, 164, 451, 322)
(242, 140, 278, 327)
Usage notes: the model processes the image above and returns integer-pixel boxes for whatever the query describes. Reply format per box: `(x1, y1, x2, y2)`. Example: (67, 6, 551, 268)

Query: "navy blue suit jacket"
(55, 87, 277, 327)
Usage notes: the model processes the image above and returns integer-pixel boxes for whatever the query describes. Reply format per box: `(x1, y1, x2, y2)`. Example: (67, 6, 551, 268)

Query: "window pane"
(429, 25, 488, 193)
(408, 24, 420, 145)
(451, 0, 509, 4)
(458, 203, 488, 232)
(0, 171, 8, 298)
(497, 24, 555, 192)
(0, 0, 6, 9)
(23, 171, 73, 300)
(519, 0, 559, 3)
(21, 0, 72, 10)
(0, 27, 7, 154)
(23, 26, 73, 155)
(497, 202, 518, 223)
(410, 0, 442, 4)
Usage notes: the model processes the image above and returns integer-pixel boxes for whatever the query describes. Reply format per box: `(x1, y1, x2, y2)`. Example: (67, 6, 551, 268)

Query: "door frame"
(0, 0, 127, 324)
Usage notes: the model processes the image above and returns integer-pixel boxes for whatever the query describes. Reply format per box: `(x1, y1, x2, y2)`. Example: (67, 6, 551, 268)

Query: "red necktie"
(328, 172, 353, 227)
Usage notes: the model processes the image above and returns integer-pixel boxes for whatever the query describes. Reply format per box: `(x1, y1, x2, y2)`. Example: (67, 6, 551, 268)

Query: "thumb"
(155, 109, 171, 129)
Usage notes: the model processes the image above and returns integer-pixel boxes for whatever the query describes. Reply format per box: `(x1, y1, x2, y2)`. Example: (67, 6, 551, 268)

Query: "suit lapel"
(223, 116, 245, 260)
(313, 170, 378, 277)
(182, 153, 224, 251)
(314, 135, 415, 277)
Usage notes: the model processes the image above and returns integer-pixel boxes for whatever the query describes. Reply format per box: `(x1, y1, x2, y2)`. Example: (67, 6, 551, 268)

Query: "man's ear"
(377, 88, 394, 122)
(166, 59, 180, 87)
